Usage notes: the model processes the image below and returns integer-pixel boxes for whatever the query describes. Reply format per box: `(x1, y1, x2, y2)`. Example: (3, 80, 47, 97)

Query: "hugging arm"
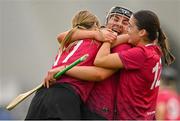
(57, 29, 129, 48)
(57, 29, 117, 44)
(94, 42, 124, 69)
(44, 65, 117, 88)
(66, 66, 117, 81)
(111, 34, 129, 47)
(57, 30, 97, 43)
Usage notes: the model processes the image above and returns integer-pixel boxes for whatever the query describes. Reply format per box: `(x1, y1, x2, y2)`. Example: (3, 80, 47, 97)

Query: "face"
(106, 14, 129, 35)
(127, 15, 141, 46)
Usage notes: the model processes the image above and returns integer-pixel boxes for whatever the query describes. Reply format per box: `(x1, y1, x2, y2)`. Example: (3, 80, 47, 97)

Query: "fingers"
(43, 70, 57, 88)
(100, 29, 117, 43)
(43, 76, 50, 88)
(44, 78, 56, 88)
(104, 32, 117, 43)
(43, 66, 65, 88)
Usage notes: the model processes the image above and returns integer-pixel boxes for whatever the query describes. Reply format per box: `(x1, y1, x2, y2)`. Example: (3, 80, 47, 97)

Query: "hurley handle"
(54, 54, 89, 78)
(6, 54, 89, 111)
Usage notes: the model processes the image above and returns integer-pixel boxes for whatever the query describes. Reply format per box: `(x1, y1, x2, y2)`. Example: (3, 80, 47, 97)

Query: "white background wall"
(0, 0, 180, 119)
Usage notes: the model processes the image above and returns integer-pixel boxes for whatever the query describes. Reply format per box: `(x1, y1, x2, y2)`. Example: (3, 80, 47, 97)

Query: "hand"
(95, 28, 117, 43)
(43, 66, 65, 88)
(111, 34, 130, 47)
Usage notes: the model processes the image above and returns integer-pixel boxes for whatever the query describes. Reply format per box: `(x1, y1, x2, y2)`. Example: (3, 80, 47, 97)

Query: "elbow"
(57, 33, 64, 43)
(57, 35, 61, 43)
(94, 71, 108, 81)
(94, 73, 106, 81)
(94, 58, 102, 67)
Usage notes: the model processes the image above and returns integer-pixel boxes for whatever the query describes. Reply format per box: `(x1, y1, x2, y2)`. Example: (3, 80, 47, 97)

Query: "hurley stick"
(6, 54, 89, 110)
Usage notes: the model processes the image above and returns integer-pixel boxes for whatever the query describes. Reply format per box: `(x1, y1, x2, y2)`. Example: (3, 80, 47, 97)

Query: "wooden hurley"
(6, 54, 89, 110)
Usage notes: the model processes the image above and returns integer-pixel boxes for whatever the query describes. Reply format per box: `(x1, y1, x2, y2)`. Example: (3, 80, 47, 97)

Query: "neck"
(138, 38, 154, 46)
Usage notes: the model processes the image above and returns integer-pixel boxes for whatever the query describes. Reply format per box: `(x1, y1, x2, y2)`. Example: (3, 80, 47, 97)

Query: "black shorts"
(25, 83, 106, 120)
(82, 104, 106, 120)
(25, 83, 83, 120)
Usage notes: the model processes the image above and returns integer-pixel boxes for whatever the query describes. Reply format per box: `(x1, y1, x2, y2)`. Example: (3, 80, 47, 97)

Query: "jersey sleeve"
(118, 46, 147, 70)
(112, 43, 132, 53)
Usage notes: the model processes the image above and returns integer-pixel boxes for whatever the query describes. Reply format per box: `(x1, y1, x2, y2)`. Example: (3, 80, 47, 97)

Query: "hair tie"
(76, 24, 80, 27)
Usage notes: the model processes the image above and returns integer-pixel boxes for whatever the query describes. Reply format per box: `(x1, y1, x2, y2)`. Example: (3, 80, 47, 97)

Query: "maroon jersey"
(117, 44, 162, 120)
(86, 44, 132, 119)
(157, 88, 180, 120)
(52, 39, 101, 102)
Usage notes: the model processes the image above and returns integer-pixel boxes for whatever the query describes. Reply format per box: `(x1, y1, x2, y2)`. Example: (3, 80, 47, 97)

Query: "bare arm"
(57, 29, 97, 43)
(57, 31, 68, 43)
(111, 34, 129, 47)
(57, 29, 117, 44)
(94, 42, 124, 69)
(96, 29, 129, 48)
(66, 66, 116, 81)
(44, 65, 117, 88)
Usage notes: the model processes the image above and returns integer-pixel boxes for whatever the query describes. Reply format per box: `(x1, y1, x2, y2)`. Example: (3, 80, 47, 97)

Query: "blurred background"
(0, 0, 180, 119)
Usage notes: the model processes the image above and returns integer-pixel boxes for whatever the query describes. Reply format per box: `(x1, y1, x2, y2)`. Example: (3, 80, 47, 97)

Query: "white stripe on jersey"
(62, 40, 83, 63)
(53, 49, 62, 66)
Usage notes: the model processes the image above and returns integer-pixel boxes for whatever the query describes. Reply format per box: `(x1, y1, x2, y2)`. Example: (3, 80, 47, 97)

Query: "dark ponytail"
(133, 10, 175, 65)
(158, 28, 175, 65)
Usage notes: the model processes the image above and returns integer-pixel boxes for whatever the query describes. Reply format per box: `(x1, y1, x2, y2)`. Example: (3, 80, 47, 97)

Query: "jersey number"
(53, 40, 83, 66)
(150, 59, 161, 90)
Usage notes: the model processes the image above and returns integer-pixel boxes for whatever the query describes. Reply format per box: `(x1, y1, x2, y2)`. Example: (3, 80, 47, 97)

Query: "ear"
(138, 29, 147, 37)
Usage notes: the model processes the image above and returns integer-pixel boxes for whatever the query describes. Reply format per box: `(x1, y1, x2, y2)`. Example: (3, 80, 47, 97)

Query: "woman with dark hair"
(93, 10, 175, 120)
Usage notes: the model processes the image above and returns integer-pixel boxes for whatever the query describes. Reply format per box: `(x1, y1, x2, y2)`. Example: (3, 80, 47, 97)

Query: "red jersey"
(86, 44, 132, 119)
(117, 44, 162, 120)
(157, 88, 180, 120)
(52, 39, 101, 102)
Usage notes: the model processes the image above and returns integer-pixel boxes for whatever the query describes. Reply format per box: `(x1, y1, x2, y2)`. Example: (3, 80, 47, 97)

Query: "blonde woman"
(43, 7, 132, 119)
(25, 10, 106, 120)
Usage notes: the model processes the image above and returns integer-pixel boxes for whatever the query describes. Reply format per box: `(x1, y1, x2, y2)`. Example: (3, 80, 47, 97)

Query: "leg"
(45, 84, 82, 119)
(25, 87, 48, 120)
(81, 104, 107, 120)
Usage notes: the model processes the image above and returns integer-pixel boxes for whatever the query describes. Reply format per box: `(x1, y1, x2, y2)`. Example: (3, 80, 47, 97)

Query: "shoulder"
(125, 45, 147, 55)
(134, 44, 161, 57)
(112, 43, 132, 52)
(83, 39, 101, 46)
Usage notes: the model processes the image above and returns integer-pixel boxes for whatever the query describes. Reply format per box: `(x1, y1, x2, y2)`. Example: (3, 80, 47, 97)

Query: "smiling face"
(127, 15, 140, 45)
(127, 15, 149, 46)
(106, 14, 129, 35)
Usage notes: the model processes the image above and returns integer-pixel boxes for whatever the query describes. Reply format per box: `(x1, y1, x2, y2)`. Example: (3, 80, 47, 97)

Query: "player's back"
(53, 39, 101, 102)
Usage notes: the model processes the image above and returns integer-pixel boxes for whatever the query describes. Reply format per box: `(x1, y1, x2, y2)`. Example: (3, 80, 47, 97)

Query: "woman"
(46, 6, 132, 119)
(94, 10, 175, 120)
(25, 10, 106, 120)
